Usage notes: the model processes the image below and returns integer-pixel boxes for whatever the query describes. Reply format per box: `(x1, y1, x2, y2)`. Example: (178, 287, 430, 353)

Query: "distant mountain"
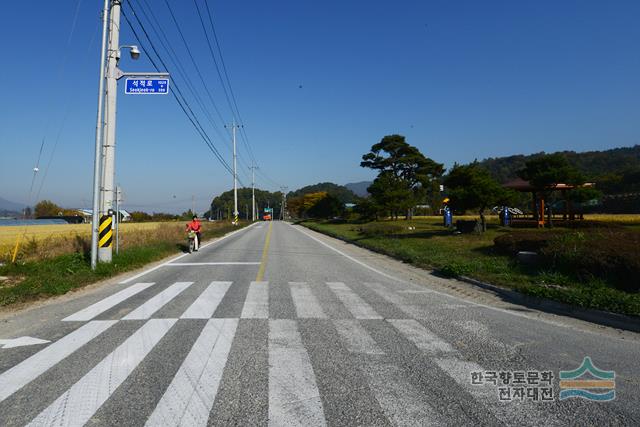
(288, 182, 357, 203)
(0, 197, 24, 211)
(0, 197, 25, 217)
(345, 181, 372, 198)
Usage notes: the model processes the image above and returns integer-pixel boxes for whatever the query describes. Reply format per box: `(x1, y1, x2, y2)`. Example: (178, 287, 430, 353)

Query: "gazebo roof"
(503, 178, 594, 192)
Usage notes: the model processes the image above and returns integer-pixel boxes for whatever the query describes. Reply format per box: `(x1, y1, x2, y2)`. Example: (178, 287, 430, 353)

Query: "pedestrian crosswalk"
(0, 279, 563, 426)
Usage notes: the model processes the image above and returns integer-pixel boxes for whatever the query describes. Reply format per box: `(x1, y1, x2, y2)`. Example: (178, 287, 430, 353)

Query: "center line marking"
(256, 221, 273, 282)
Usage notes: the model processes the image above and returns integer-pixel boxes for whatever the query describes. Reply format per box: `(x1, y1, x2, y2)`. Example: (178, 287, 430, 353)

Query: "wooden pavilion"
(503, 178, 595, 227)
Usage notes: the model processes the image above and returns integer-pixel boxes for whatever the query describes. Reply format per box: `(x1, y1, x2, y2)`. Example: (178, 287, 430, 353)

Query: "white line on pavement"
(119, 222, 259, 284)
(27, 319, 176, 427)
(332, 320, 384, 355)
(293, 225, 606, 333)
(326, 282, 382, 319)
(240, 281, 269, 319)
(167, 262, 260, 266)
(62, 282, 156, 322)
(0, 321, 117, 403)
(180, 281, 232, 319)
(362, 359, 445, 426)
(145, 319, 238, 427)
(122, 282, 193, 320)
(388, 319, 456, 355)
(269, 319, 326, 427)
(289, 282, 327, 319)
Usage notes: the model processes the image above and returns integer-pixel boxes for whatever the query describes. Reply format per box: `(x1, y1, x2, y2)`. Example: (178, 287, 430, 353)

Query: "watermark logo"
(559, 357, 615, 401)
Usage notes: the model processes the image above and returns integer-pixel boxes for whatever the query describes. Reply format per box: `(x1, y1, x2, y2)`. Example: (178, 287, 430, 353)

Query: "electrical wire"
(122, 6, 239, 183)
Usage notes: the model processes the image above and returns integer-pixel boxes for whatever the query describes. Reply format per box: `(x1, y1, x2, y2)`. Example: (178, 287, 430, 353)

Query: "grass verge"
(0, 222, 246, 307)
(300, 219, 640, 317)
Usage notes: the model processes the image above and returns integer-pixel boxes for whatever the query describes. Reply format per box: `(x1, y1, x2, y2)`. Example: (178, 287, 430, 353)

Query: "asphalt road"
(0, 221, 638, 426)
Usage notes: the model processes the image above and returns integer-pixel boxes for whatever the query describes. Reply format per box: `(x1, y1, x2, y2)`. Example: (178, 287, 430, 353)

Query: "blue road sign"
(125, 78, 169, 94)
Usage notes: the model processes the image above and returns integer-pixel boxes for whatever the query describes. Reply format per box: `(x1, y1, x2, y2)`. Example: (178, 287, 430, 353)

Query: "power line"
(134, 0, 230, 146)
(197, 0, 258, 168)
(122, 5, 239, 183)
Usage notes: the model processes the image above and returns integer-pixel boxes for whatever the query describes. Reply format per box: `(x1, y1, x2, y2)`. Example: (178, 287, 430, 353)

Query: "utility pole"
(192, 195, 195, 216)
(90, 0, 110, 270)
(249, 164, 258, 221)
(280, 186, 288, 221)
(115, 186, 122, 255)
(97, 0, 123, 264)
(226, 121, 240, 225)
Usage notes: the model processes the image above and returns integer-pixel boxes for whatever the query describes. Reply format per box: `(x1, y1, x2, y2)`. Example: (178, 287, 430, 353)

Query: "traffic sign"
(125, 78, 169, 94)
(264, 208, 273, 213)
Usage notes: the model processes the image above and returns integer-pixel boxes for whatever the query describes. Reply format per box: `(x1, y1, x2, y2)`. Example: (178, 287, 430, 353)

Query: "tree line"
(283, 134, 600, 231)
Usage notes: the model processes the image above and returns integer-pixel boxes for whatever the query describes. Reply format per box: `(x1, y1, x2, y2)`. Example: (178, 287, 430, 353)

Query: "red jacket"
(186, 220, 201, 232)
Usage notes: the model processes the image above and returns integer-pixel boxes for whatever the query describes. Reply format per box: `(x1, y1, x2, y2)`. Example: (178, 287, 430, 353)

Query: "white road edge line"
(290, 223, 608, 333)
(167, 262, 261, 266)
(119, 222, 259, 284)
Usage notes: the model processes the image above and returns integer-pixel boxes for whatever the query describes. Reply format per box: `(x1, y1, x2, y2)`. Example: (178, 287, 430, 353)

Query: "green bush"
(543, 229, 640, 293)
(494, 229, 640, 293)
(354, 223, 404, 237)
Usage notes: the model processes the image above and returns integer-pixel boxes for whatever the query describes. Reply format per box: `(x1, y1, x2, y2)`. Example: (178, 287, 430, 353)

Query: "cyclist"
(186, 215, 202, 251)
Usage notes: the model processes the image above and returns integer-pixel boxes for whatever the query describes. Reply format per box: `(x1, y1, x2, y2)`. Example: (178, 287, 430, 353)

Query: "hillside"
(479, 145, 640, 194)
(345, 181, 371, 197)
(288, 182, 357, 203)
(0, 197, 24, 217)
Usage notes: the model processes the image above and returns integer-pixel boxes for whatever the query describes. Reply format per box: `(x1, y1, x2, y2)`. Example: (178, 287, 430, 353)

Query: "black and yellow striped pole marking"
(99, 215, 113, 248)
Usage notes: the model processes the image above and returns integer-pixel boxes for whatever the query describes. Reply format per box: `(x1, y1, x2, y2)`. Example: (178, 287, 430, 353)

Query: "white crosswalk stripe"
(27, 319, 176, 427)
(389, 319, 456, 355)
(2, 278, 556, 426)
(269, 319, 326, 427)
(332, 320, 384, 355)
(0, 321, 117, 403)
(146, 319, 238, 427)
(362, 359, 445, 426)
(327, 282, 382, 319)
(289, 282, 327, 318)
(180, 281, 232, 319)
(123, 282, 193, 320)
(241, 281, 269, 318)
(63, 282, 156, 322)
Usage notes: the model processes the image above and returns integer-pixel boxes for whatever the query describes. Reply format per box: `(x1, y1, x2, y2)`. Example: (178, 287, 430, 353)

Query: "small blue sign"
(125, 78, 169, 95)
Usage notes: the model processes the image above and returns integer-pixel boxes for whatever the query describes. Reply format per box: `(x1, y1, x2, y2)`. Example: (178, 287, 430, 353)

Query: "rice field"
(0, 222, 186, 261)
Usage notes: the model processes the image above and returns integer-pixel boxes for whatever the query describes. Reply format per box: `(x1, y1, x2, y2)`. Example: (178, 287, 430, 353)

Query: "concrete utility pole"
(249, 164, 258, 221)
(280, 186, 288, 221)
(98, 0, 123, 263)
(90, 0, 110, 270)
(90, 0, 168, 269)
(115, 185, 122, 255)
(229, 121, 239, 225)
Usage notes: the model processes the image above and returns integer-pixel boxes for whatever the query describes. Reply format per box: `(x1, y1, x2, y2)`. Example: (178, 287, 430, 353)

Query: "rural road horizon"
(0, 221, 638, 426)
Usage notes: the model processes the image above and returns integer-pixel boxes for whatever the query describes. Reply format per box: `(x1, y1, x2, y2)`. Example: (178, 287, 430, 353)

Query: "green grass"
(301, 218, 640, 317)
(0, 222, 245, 307)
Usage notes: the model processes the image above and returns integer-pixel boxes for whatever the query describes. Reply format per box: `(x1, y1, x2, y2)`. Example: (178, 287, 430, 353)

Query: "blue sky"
(1, 0, 638, 213)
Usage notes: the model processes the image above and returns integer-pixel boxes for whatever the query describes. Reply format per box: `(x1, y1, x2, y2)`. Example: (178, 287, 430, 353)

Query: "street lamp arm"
(115, 68, 170, 80)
